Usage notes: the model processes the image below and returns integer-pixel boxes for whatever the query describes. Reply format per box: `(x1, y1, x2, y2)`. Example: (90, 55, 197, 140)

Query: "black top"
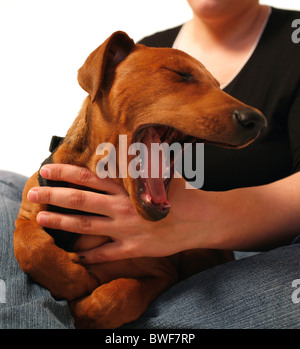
(139, 7, 300, 191)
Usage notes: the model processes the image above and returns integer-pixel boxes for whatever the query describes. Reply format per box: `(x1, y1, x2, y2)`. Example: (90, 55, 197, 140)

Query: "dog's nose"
(233, 108, 267, 134)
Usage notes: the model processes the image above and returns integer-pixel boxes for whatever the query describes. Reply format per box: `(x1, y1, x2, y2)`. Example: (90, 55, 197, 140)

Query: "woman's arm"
(27, 164, 300, 263)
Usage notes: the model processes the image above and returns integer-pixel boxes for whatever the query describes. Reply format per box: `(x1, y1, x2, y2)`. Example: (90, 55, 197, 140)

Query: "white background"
(0, 0, 299, 177)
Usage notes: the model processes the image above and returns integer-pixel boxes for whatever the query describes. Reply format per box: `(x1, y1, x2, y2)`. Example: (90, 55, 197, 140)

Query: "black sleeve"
(137, 26, 182, 47)
(288, 84, 300, 173)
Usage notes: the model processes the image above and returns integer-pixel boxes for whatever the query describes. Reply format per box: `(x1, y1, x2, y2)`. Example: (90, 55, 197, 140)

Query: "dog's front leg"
(69, 276, 174, 329)
(14, 218, 99, 301)
(13, 173, 99, 301)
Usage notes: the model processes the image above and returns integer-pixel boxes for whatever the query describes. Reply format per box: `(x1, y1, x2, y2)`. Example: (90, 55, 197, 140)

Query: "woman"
(1, 0, 300, 328)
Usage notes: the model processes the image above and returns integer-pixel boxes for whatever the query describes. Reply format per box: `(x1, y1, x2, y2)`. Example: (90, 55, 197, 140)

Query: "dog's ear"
(78, 31, 135, 102)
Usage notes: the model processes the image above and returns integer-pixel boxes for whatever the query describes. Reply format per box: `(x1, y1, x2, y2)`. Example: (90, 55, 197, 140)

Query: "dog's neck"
(54, 97, 118, 175)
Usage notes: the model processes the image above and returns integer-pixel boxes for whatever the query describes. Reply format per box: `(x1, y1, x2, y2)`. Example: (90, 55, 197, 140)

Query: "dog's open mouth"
(132, 125, 193, 220)
(132, 124, 239, 221)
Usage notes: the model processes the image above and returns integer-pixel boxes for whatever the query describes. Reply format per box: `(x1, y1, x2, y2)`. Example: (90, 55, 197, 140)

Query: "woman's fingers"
(79, 241, 133, 264)
(36, 211, 113, 235)
(28, 186, 116, 217)
(39, 163, 123, 195)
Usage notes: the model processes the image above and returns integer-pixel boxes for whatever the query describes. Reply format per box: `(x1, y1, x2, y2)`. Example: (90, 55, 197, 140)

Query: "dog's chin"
(136, 177, 172, 221)
(136, 201, 170, 221)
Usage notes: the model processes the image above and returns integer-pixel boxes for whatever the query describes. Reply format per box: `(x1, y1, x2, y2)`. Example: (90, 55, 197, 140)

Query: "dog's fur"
(14, 32, 266, 328)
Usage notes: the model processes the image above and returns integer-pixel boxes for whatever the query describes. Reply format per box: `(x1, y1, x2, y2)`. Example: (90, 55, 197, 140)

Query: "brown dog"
(14, 31, 267, 328)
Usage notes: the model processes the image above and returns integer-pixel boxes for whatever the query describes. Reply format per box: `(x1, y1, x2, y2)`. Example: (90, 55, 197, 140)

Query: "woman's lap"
(126, 243, 300, 328)
(1, 170, 299, 329)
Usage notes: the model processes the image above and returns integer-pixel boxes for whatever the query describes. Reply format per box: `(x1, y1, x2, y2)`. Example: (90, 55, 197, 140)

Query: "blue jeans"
(0, 171, 74, 329)
(1, 170, 300, 329)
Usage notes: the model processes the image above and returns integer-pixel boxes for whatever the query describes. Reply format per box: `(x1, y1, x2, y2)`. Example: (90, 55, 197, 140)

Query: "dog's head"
(78, 31, 267, 221)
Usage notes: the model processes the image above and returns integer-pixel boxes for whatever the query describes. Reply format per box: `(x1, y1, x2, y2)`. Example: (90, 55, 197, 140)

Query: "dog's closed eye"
(161, 67, 195, 82)
(174, 71, 194, 82)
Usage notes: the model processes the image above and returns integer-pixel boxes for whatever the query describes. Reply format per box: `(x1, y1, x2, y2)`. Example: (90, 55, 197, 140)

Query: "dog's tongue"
(141, 127, 170, 208)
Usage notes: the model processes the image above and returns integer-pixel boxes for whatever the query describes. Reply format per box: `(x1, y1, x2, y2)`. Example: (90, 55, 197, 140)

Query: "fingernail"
(27, 188, 39, 202)
(75, 256, 86, 264)
(40, 166, 51, 179)
(37, 212, 49, 225)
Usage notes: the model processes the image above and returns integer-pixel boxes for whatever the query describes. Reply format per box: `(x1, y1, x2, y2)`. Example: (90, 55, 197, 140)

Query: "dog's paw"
(47, 251, 100, 301)
(69, 278, 147, 329)
(69, 288, 117, 329)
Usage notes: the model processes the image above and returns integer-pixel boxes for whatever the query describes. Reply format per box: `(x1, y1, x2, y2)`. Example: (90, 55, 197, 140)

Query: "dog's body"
(14, 32, 266, 328)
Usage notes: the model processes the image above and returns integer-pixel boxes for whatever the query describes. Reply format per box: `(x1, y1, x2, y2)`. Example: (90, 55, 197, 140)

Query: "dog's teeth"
(144, 194, 152, 203)
(163, 202, 171, 210)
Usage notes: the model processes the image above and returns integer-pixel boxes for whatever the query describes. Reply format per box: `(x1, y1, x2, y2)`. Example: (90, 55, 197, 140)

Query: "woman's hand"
(28, 164, 300, 264)
(28, 164, 206, 263)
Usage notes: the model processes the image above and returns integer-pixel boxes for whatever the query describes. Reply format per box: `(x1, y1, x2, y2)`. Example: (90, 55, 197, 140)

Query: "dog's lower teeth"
(163, 203, 171, 210)
(144, 193, 152, 203)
